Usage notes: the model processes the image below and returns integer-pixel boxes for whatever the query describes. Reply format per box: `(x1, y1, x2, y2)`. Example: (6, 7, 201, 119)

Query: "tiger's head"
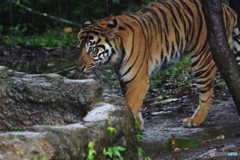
(77, 18, 119, 73)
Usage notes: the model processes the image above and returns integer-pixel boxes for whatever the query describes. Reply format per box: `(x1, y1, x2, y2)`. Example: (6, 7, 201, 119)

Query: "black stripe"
(196, 79, 211, 85)
(154, 6, 168, 35)
(81, 31, 99, 35)
(191, 46, 210, 69)
(94, 26, 103, 31)
(104, 49, 116, 64)
(181, 0, 196, 48)
(119, 26, 126, 30)
(96, 38, 101, 45)
(164, 32, 169, 53)
(191, 39, 208, 58)
(124, 54, 146, 84)
(163, 3, 180, 29)
(189, 1, 204, 51)
(170, 41, 176, 59)
(139, 7, 162, 33)
(96, 45, 105, 50)
(120, 22, 135, 69)
(194, 64, 216, 79)
(117, 36, 126, 70)
(105, 39, 112, 47)
(125, 14, 148, 43)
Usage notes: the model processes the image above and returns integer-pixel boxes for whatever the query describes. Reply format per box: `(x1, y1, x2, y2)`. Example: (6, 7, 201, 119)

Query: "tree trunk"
(202, 0, 240, 114)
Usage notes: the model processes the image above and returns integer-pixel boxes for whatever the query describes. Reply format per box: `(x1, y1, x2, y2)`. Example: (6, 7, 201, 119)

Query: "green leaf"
(112, 149, 121, 158)
(137, 147, 145, 157)
(134, 116, 141, 129)
(89, 149, 96, 155)
(105, 148, 113, 157)
(136, 134, 145, 140)
(88, 141, 95, 149)
(113, 146, 126, 151)
(107, 126, 116, 133)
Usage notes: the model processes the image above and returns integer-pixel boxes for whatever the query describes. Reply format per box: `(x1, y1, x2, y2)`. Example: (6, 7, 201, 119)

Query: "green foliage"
(103, 146, 126, 160)
(0, 0, 153, 47)
(107, 126, 117, 134)
(0, 25, 77, 47)
(9, 126, 26, 132)
(87, 142, 97, 160)
(136, 134, 145, 140)
(104, 118, 127, 160)
(133, 116, 141, 129)
(133, 116, 152, 160)
(137, 147, 145, 157)
(149, 55, 193, 96)
(86, 119, 127, 160)
(151, 55, 192, 83)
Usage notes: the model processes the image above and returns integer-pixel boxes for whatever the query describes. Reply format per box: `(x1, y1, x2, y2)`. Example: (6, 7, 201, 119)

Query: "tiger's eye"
(88, 47, 95, 53)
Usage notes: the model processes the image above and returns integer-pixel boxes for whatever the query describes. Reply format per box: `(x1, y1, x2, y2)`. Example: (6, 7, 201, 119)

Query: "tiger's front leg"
(120, 76, 149, 131)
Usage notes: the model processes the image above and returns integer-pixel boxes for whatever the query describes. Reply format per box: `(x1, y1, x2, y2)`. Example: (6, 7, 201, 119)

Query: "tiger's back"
(115, 0, 237, 76)
(77, 0, 240, 130)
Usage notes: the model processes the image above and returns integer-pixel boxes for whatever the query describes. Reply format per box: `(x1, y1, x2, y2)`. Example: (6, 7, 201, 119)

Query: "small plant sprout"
(103, 118, 127, 160)
(134, 116, 152, 160)
(134, 116, 141, 129)
(87, 141, 97, 160)
(136, 134, 145, 140)
(103, 146, 126, 160)
(137, 147, 145, 157)
(107, 126, 116, 134)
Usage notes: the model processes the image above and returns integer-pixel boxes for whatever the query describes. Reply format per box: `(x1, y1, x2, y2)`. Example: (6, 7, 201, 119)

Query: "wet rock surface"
(0, 66, 101, 128)
(0, 66, 137, 160)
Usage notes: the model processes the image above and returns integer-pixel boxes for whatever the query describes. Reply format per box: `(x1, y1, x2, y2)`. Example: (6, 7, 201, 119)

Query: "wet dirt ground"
(1, 46, 240, 160)
(139, 86, 240, 159)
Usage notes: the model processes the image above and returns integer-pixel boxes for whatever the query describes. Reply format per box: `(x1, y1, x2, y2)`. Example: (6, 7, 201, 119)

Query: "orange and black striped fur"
(77, 0, 240, 130)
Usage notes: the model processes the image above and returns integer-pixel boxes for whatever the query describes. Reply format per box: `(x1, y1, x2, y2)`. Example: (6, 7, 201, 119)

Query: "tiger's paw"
(183, 117, 201, 127)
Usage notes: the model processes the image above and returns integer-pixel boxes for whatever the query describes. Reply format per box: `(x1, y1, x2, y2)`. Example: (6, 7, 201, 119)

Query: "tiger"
(77, 0, 240, 131)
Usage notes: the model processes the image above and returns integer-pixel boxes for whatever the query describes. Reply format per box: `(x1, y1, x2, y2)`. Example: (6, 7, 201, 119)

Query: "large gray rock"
(0, 66, 137, 160)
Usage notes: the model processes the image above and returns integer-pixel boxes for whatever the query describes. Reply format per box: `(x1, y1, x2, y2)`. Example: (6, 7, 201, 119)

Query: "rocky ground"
(0, 46, 240, 160)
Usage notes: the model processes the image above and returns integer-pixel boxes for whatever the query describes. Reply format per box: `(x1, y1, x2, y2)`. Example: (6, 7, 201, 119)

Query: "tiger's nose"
(78, 66, 85, 72)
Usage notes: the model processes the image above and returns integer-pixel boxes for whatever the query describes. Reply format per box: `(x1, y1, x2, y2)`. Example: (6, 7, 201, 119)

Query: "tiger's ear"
(81, 19, 91, 29)
(105, 19, 118, 39)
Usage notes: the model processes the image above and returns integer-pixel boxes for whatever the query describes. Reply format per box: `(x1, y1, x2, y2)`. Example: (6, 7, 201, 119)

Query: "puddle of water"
(166, 138, 201, 150)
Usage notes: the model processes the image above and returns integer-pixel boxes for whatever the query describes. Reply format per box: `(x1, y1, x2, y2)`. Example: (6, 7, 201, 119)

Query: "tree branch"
(9, 0, 81, 27)
(202, 0, 240, 114)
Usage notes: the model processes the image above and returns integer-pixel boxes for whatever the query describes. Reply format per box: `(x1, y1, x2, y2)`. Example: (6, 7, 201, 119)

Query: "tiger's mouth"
(77, 65, 96, 74)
